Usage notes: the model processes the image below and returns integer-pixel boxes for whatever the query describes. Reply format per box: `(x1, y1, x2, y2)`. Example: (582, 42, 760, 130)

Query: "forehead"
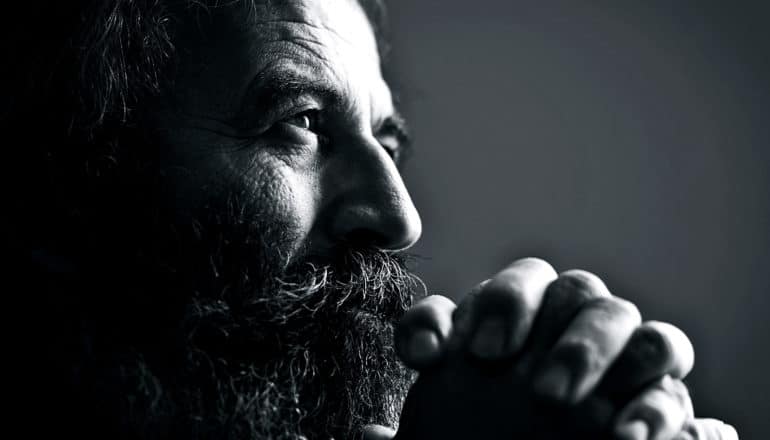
(173, 0, 391, 119)
(255, 0, 381, 57)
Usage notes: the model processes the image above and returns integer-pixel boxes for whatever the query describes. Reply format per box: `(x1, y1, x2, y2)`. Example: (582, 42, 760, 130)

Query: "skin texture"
(387, 259, 738, 439)
(152, 0, 421, 264)
(14, 0, 736, 438)
(151, 1, 737, 438)
(127, 1, 424, 437)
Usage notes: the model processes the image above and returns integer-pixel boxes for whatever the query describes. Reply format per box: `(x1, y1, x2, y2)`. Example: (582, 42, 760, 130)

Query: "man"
(2, 0, 737, 439)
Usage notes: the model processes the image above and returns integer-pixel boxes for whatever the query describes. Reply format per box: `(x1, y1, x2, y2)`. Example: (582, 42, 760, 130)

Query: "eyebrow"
(238, 64, 340, 119)
(239, 63, 414, 160)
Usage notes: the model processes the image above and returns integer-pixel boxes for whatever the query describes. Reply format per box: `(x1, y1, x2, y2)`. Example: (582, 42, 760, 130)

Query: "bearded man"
(2, 0, 737, 439)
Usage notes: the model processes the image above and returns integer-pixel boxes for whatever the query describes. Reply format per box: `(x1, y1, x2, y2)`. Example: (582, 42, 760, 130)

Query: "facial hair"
(57, 175, 422, 440)
(171, 249, 420, 440)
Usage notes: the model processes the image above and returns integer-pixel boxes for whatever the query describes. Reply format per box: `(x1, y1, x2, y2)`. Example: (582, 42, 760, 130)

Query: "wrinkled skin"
(152, 0, 421, 262)
(374, 259, 738, 439)
(152, 0, 737, 438)
(32, 0, 736, 438)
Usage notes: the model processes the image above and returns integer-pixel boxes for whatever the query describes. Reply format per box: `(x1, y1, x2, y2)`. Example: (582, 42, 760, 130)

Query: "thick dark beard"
(17, 118, 423, 439)
(59, 184, 422, 440)
(171, 250, 420, 440)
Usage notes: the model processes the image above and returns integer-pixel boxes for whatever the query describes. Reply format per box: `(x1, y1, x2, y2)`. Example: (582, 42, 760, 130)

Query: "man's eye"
(270, 109, 329, 149)
(281, 110, 319, 131)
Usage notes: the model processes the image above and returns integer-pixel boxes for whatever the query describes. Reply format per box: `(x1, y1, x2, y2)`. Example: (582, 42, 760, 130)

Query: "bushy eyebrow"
(238, 64, 341, 120)
(239, 63, 413, 162)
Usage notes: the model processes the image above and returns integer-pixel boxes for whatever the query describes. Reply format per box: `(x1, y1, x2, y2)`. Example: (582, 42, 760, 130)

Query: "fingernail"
(532, 363, 572, 401)
(614, 420, 648, 440)
(409, 329, 441, 365)
(470, 317, 506, 359)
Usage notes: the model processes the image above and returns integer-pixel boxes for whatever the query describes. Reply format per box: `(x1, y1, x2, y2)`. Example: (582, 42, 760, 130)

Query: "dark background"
(389, 1, 770, 438)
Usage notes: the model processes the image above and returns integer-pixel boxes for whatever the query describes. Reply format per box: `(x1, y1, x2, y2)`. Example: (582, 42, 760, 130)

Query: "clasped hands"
(365, 258, 738, 440)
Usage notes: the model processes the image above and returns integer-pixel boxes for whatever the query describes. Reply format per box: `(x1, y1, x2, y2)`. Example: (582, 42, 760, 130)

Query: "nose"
(317, 135, 422, 252)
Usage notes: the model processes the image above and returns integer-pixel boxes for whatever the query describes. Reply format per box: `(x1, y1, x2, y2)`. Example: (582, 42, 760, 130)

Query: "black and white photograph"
(3, 0, 768, 438)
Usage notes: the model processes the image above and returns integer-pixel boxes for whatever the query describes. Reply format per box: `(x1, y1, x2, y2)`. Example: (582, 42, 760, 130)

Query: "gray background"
(389, 1, 770, 438)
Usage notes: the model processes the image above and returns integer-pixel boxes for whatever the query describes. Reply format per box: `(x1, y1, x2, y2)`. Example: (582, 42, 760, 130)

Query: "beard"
(43, 161, 422, 440)
(117, 251, 418, 440)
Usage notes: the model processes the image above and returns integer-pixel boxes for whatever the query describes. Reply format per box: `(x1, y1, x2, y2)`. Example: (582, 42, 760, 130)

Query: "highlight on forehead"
(185, 0, 409, 155)
(186, 0, 399, 101)
(196, 0, 391, 64)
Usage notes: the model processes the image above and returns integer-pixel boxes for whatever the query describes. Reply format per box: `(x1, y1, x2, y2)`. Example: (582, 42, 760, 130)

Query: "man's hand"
(365, 258, 738, 440)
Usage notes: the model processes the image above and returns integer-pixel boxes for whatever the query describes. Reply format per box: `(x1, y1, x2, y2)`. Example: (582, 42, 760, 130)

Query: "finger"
(532, 295, 641, 403)
(599, 321, 695, 400)
(445, 278, 488, 354)
(520, 269, 613, 371)
(614, 375, 691, 440)
(362, 424, 396, 440)
(394, 295, 456, 370)
(677, 418, 739, 440)
(455, 258, 557, 360)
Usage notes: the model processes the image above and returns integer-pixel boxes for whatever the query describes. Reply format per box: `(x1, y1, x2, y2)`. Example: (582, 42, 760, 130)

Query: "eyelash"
(281, 109, 320, 131)
(271, 109, 330, 147)
(275, 109, 401, 160)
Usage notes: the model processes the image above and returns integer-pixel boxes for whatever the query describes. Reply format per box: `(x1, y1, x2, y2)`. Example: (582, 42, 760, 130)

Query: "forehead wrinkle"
(256, 17, 357, 50)
(253, 25, 346, 89)
(256, 40, 347, 107)
(256, 20, 376, 73)
(269, 0, 373, 44)
(246, 0, 391, 129)
(254, 0, 380, 64)
(264, 35, 332, 70)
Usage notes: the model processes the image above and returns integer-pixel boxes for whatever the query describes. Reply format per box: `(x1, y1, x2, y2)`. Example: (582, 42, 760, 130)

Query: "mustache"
(185, 248, 425, 359)
(175, 248, 422, 438)
(262, 249, 425, 323)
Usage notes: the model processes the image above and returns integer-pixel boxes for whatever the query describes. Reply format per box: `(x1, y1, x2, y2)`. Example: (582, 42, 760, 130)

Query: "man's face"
(154, 0, 421, 263)
(79, 1, 423, 438)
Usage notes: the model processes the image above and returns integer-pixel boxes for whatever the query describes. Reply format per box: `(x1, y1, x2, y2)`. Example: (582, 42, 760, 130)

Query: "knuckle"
(608, 296, 642, 323)
(720, 423, 739, 440)
(635, 389, 683, 431)
(554, 269, 612, 300)
(659, 376, 694, 416)
(694, 419, 739, 440)
(581, 296, 641, 327)
(514, 257, 555, 272)
(420, 295, 457, 323)
(661, 375, 690, 397)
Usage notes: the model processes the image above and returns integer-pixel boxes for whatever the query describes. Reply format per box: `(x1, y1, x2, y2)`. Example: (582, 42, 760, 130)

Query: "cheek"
(230, 151, 321, 259)
(153, 121, 322, 262)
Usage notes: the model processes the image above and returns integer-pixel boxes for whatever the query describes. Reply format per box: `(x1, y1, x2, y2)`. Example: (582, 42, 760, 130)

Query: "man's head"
(153, 0, 421, 263)
(4, 1, 422, 438)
